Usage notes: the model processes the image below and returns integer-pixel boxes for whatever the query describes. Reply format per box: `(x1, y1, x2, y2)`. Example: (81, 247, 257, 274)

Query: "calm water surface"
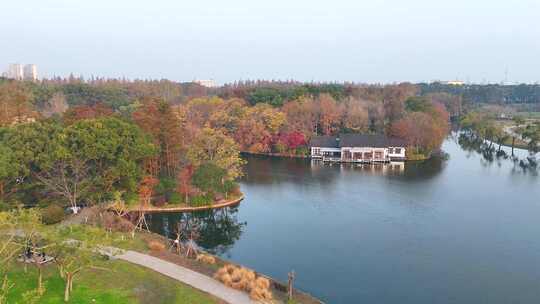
(148, 134, 540, 304)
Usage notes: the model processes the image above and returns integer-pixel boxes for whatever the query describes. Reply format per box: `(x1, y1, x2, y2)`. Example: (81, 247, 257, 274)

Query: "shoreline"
(242, 150, 433, 162)
(123, 195, 244, 214)
(142, 232, 325, 304)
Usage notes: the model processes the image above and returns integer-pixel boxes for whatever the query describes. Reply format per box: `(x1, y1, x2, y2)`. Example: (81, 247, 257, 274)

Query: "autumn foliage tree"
(0, 81, 36, 127)
(177, 165, 195, 203)
(389, 97, 450, 157)
(62, 103, 114, 125)
(318, 94, 342, 135)
(138, 175, 159, 207)
(132, 97, 184, 177)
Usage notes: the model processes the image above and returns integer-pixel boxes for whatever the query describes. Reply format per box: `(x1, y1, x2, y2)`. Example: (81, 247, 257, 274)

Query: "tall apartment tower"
(7, 64, 24, 80)
(23, 64, 38, 81)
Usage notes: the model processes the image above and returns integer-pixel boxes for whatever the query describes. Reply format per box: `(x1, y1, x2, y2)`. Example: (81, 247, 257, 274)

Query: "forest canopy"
(0, 77, 458, 210)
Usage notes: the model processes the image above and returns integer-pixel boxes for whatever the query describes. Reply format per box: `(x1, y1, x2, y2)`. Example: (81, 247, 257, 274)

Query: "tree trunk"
(59, 265, 65, 279)
(38, 267, 43, 295)
(512, 137, 515, 156)
(64, 274, 71, 302)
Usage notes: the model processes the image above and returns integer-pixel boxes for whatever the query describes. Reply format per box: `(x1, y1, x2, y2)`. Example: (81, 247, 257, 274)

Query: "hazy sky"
(1, 0, 539, 84)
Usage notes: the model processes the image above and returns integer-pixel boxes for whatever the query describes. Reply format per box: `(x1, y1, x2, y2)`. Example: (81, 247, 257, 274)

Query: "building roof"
(310, 134, 407, 148)
(309, 135, 339, 148)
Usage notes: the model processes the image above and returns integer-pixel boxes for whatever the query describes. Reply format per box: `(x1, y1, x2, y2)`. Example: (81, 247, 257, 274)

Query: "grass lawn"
(6, 259, 221, 304)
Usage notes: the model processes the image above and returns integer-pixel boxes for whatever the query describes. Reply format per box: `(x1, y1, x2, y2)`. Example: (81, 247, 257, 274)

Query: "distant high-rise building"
(23, 64, 38, 81)
(6, 64, 24, 80)
(194, 79, 218, 88)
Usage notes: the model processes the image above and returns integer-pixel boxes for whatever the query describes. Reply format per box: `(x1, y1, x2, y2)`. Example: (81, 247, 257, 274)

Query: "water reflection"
(147, 207, 246, 255)
(243, 154, 448, 186)
(147, 137, 540, 304)
(458, 132, 538, 176)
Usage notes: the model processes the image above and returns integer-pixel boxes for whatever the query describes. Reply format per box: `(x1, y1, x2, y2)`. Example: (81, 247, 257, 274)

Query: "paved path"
(115, 250, 257, 304)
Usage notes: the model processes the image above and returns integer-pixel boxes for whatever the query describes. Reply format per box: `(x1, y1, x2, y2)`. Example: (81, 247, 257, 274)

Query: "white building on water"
(310, 134, 407, 163)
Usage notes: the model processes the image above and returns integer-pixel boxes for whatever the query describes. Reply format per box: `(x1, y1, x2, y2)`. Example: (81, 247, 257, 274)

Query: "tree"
(48, 226, 106, 302)
(318, 94, 342, 135)
(282, 98, 318, 136)
(235, 117, 271, 153)
(132, 97, 184, 176)
(0, 145, 17, 202)
(342, 98, 369, 132)
(1, 209, 47, 297)
(427, 92, 462, 118)
(3, 118, 156, 207)
(522, 123, 540, 153)
(389, 111, 447, 155)
(192, 163, 227, 193)
(62, 103, 113, 125)
(405, 96, 433, 113)
(0, 210, 25, 304)
(41, 92, 68, 118)
(177, 165, 195, 203)
(510, 115, 527, 155)
(0, 81, 35, 127)
(247, 87, 284, 106)
(138, 175, 158, 207)
(187, 128, 244, 180)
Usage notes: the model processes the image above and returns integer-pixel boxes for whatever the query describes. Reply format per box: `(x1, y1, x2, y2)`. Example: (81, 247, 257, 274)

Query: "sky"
(1, 0, 540, 84)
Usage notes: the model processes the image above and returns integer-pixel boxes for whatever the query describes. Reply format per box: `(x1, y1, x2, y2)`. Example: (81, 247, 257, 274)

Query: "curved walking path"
(115, 250, 257, 304)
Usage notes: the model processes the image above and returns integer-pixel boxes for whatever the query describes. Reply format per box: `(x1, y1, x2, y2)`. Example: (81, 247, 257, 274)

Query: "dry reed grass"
(214, 264, 273, 302)
(147, 240, 166, 252)
(196, 253, 216, 265)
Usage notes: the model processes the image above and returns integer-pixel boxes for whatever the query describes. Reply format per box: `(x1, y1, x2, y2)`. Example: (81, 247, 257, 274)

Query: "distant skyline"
(1, 0, 540, 84)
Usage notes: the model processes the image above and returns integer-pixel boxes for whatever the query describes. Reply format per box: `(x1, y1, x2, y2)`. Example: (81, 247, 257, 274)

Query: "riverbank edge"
(141, 232, 325, 304)
(241, 150, 432, 162)
(122, 195, 244, 214)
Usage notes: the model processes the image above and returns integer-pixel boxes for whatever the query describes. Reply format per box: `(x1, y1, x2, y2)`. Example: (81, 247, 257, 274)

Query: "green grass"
(5, 259, 219, 304)
(516, 112, 540, 120)
(55, 224, 149, 252)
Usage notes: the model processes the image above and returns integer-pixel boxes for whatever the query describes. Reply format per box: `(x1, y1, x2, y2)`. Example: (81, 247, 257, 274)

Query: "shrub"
(0, 200, 10, 212)
(190, 194, 213, 207)
(169, 192, 182, 204)
(124, 192, 139, 206)
(156, 177, 176, 196)
(295, 146, 309, 156)
(196, 254, 216, 265)
(41, 205, 65, 224)
(192, 163, 226, 193)
(274, 142, 287, 154)
(100, 212, 134, 232)
(222, 180, 237, 195)
(214, 192, 224, 201)
(230, 184, 242, 197)
(147, 240, 166, 252)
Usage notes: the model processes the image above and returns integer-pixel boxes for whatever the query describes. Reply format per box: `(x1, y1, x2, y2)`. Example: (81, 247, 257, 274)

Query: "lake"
(147, 133, 540, 303)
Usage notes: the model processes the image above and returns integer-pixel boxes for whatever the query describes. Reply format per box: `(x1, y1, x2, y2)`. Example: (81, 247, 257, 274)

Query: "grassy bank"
(6, 259, 221, 304)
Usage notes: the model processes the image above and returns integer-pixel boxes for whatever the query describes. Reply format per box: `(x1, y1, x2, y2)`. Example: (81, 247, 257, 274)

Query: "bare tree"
(33, 158, 90, 210)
